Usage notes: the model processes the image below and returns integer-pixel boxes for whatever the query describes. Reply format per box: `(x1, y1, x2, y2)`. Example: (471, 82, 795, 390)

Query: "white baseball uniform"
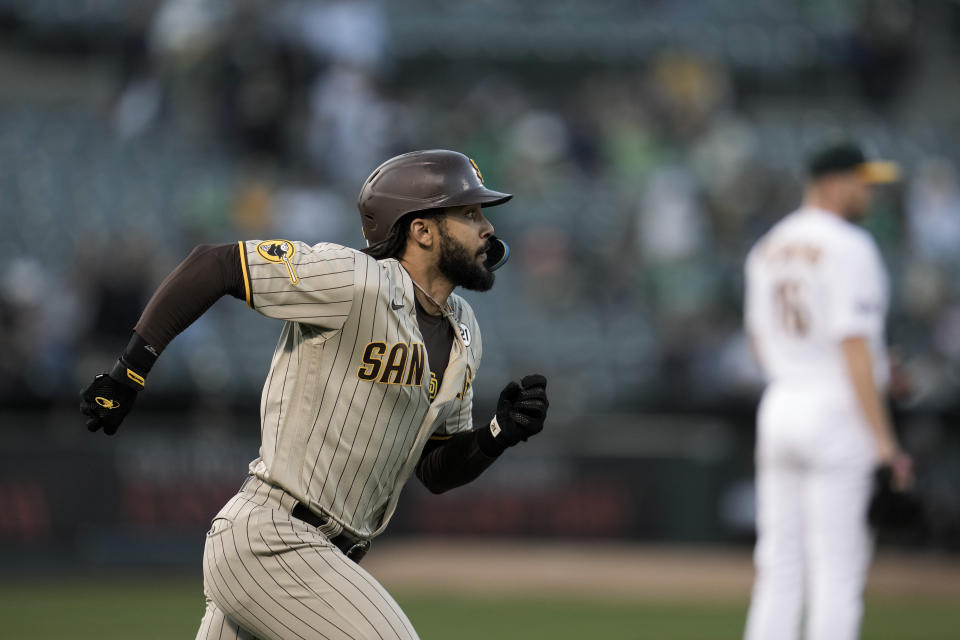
(743, 206, 889, 640)
(196, 239, 482, 640)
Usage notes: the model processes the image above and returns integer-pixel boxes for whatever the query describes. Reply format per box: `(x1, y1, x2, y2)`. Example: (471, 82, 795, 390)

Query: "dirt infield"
(365, 539, 960, 601)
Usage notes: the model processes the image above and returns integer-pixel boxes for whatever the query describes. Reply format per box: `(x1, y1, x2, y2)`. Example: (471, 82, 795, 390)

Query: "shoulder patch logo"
(468, 158, 484, 184)
(256, 240, 299, 285)
(458, 322, 472, 347)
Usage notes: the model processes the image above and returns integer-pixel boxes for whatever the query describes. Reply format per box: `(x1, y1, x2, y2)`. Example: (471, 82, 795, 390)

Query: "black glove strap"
(109, 333, 158, 391)
(121, 332, 159, 374)
(476, 415, 508, 456)
(109, 359, 147, 391)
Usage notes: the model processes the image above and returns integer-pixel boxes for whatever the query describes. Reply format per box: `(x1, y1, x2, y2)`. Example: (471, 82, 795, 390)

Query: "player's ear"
(408, 217, 436, 250)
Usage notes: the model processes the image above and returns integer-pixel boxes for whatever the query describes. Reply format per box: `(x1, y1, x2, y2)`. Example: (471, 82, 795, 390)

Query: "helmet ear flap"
(484, 236, 510, 271)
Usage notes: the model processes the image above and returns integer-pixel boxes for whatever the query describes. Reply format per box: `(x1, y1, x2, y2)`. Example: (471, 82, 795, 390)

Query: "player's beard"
(437, 223, 495, 292)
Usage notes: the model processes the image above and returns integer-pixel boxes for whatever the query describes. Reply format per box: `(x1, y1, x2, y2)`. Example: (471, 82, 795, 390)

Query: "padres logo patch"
(256, 240, 299, 285)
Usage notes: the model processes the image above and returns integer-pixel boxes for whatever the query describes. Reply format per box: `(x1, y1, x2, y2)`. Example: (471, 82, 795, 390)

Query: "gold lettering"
(405, 343, 425, 387)
(379, 343, 409, 385)
(357, 342, 387, 380)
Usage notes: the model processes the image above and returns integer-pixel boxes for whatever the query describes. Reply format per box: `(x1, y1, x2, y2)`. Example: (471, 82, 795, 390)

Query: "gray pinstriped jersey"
(237, 239, 481, 540)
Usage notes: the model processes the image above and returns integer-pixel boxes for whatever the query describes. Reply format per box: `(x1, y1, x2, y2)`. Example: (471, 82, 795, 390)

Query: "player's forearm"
(134, 243, 247, 352)
(841, 336, 898, 460)
(415, 430, 500, 494)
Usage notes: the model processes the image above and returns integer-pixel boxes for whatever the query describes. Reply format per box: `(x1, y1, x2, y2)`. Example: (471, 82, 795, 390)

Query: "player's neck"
(398, 258, 454, 316)
(804, 192, 845, 219)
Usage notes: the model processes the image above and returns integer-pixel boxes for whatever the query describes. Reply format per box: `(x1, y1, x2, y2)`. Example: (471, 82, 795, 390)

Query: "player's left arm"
(415, 374, 548, 494)
(832, 237, 912, 490)
(841, 337, 913, 491)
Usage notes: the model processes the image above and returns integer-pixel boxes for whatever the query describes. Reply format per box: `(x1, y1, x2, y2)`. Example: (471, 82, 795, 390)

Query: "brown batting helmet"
(357, 150, 513, 269)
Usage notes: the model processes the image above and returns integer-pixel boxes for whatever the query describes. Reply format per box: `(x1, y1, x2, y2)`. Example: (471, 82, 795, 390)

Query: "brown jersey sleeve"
(133, 243, 247, 352)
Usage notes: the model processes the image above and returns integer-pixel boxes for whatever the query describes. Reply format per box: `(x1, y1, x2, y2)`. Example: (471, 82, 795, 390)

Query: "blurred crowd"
(1, 0, 959, 420)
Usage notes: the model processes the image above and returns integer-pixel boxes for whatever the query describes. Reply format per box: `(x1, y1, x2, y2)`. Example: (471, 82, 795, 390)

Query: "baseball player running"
(80, 150, 549, 640)
(743, 142, 914, 640)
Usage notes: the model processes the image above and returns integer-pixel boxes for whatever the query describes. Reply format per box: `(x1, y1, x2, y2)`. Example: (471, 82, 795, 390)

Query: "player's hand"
(869, 455, 922, 529)
(886, 451, 914, 492)
(484, 374, 549, 451)
(80, 372, 139, 435)
(877, 441, 914, 492)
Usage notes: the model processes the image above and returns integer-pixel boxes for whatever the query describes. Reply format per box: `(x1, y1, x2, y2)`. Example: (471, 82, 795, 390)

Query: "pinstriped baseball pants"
(194, 478, 419, 640)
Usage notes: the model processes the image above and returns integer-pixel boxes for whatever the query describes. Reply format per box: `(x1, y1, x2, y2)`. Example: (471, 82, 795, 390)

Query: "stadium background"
(1, 0, 959, 637)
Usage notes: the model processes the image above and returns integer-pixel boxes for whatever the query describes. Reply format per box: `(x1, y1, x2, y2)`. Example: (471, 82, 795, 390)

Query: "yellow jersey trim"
(238, 240, 253, 308)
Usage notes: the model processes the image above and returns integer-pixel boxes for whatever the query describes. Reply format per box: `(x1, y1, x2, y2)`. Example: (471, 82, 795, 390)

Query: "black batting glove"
(80, 370, 140, 435)
(478, 374, 549, 456)
(80, 332, 158, 435)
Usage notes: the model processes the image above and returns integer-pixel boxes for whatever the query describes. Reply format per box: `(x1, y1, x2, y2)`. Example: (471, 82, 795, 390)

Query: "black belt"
(291, 502, 370, 563)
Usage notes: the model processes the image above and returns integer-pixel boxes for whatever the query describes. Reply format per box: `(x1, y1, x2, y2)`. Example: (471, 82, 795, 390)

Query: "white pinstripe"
(198, 479, 418, 640)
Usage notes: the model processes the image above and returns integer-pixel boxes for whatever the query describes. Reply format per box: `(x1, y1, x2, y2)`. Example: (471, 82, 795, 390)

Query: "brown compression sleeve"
(415, 429, 501, 494)
(133, 243, 247, 352)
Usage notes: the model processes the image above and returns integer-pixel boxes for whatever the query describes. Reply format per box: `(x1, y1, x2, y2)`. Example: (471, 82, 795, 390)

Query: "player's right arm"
(80, 240, 354, 435)
(743, 244, 766, 372)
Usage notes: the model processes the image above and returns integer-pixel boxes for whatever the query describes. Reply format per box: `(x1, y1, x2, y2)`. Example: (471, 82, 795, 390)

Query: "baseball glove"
(868, 465, 923, 530)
